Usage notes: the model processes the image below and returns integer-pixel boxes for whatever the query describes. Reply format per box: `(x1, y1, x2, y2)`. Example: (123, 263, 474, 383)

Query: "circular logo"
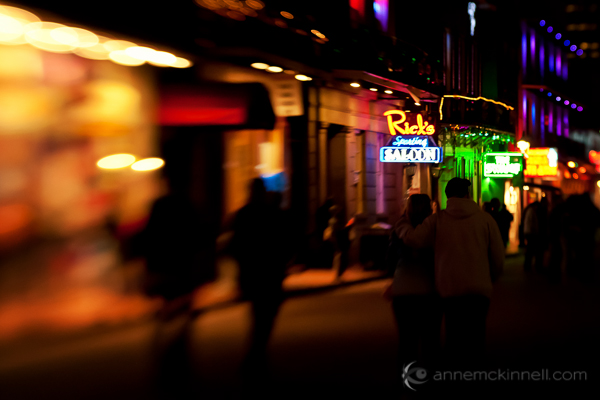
(402, 361, 429, 391)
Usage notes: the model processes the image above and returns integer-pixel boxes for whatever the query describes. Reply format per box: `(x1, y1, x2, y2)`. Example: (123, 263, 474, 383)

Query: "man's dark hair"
(445, 177, 471, 199)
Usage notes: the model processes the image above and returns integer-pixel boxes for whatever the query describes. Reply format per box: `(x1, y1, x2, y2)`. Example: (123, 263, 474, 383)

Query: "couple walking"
(387, 178, 505, 372)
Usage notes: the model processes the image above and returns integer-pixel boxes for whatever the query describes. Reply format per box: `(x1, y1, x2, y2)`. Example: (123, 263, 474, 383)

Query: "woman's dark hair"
(249, 178, 267, 204)
(406, 194, 432, 227)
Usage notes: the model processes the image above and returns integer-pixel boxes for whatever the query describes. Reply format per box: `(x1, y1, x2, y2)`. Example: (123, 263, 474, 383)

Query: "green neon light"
(483, 152, 523, 178)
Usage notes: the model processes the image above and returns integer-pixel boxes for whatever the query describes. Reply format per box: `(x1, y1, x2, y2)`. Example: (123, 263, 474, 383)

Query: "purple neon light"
(547, 26, 553, 33)
(571, 103, 577, 109)
(555, 33, 562, 39)
(522, 32, 527, 71)
(570, 45, 577, 51)
(556, 96, 561, 101)
(577, 49, 583, 56)
(530, 30, 536, 64)
(577, 106, 583, 111)
(540, 44, 545, 78)
(373, 0, 389, 31)
(564, 100, 570, 105)
(540, 20, 546, 26)
(548, 92, 552, 96)
(556, 52, 562, 75)
(564, 40, 570, 46)
(557, 107, 562, 136)
(563, 113, 568, 138)
(523, 95, 527, 129)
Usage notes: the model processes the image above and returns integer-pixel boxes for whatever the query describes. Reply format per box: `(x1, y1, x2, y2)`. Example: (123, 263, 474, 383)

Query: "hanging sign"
(380, 135, 443, 163)
(383, 110, 436, 136)
(523, 148, 558, 178)
(483, 152, 523, 178)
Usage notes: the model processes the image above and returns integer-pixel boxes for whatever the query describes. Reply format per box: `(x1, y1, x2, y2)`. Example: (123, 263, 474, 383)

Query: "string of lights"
(439, 95, 515, 121)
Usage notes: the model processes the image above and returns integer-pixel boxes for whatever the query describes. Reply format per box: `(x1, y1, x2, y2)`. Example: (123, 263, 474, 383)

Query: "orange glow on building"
(383, 110, 435, 136)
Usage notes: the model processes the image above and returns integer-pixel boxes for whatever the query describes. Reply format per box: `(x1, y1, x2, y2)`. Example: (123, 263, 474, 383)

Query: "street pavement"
(0, 254, 599, 399)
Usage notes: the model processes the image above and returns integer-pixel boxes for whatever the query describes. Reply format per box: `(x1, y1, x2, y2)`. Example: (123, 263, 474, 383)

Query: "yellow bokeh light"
(109, 50, 146, 66)
(567, 161, 577, 168)
(124, 46, 156, 60)
(148, 51, 178, 66)
(266, 66, 283, 73)
(103, 39, 137, 52)
(0, 14, 25, 44)
(0, 5, 40, 23)
(50, 26, 79, 45)
(97, 154, 136, 169)
(131, 158, 165, 171)
(370, 88, 377, 91)
(71, 27, 99, 47)
(350, 82, 360, 87)
(172, 57, 192, 68)
(24, 22, 77, 53)
(251, 62, 269, 69)
(385, 90, 393, 94)
(597, 181, 600, 188)
(295, 74, 312, 81)
(74, 42, 110, 60)
(0, 5, 41, 45)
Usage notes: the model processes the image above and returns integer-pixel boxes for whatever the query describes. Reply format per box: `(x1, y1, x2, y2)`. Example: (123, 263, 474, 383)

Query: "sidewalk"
(0, 246, 521, 342)
(0, 260, 389, 342)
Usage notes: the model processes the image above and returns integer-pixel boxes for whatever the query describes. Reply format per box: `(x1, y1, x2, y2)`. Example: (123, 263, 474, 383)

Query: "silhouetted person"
(547, 194, 567, 282)
(562, 194, 600, 280)
(229, 178, 292, 380)
(397, 178, 504, 370)
(496, 202, 514, 247)
(524, 197, 549, 272)
(331, 205, 352, 280)
(385, 194, 441, 373)
(315, 198, 336, 269)
(141, 174, 209, 399)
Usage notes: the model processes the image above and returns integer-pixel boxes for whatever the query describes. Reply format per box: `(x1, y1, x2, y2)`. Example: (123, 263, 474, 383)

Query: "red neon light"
(383, 110, 435, 136)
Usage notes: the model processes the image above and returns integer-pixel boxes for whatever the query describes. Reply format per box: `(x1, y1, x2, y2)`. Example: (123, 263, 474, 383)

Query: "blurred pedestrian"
(547, 194, 566, 282)
(385, 194, 441, 372)
(396, 178, 504, 369)
(523, 197, 548, 272)
(562, 194, 600, 280)
(315, 198, 336, 269)
(333, 205, 352, 281)
(229, 178, 292, 379)
(496, 202, 514, 247)
(140, 167, 210, 398)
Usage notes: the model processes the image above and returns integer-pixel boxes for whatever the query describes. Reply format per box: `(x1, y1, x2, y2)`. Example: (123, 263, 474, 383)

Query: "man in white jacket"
(396, 177, 505, 368)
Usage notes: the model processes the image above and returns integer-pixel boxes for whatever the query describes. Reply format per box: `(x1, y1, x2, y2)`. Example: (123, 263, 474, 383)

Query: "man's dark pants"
(442, 294, 490, 369)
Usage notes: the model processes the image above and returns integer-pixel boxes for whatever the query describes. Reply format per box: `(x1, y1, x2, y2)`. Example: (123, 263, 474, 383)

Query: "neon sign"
(524, 148, 558, 178)
(383, 110, 435, 136)
(380, 135, 443, 163)
(483, 152, 523, 178)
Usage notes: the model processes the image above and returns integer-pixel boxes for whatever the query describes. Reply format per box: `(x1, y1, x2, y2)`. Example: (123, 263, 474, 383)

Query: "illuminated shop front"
(0, 3, 195, 329)
(438, 126, 517, 208)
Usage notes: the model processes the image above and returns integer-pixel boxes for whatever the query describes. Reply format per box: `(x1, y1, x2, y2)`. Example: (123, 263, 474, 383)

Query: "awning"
(159, 83, 276, 129)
